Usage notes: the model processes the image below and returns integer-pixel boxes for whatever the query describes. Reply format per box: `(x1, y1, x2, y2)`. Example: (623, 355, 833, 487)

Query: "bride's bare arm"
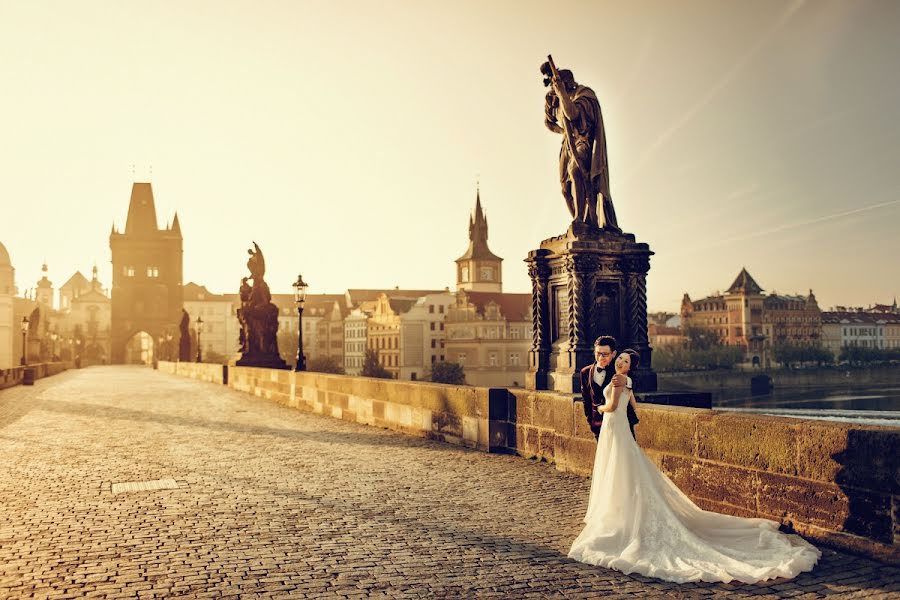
(600, 392, 619, 413)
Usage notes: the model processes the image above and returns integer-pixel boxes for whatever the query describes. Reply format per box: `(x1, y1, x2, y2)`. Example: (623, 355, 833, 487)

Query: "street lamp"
(196, 316, 204, 363)
(20, 317, 29, 366)
(292, 273, 308, 372)
(166, 333, 173, 361)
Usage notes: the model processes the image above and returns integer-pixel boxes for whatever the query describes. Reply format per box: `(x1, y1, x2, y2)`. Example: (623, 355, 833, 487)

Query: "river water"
(712, 384, 900, 427)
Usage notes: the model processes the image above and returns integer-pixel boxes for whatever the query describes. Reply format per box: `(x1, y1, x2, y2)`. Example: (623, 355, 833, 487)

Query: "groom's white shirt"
(592, 364, 632, 393)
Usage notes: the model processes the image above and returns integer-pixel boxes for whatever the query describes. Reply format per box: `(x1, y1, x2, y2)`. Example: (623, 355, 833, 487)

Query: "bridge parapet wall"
(158, 361, 899, 563)
(0, 361, 73, 389)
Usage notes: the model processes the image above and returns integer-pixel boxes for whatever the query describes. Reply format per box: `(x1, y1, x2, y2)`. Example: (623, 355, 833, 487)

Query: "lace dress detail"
(568, 385, 820, 583)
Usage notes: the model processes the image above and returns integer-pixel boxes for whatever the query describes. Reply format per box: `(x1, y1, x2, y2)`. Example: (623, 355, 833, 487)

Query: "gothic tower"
(455, 186, 502, 293)
(109, 182, 183, 363)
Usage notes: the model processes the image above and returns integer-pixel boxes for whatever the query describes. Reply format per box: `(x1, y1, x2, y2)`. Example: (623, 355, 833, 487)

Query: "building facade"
(444, 290, 532, 387)
(0, 242, 14, 369)
(109, 183, 183, 363)
(681, 268, 822, 365)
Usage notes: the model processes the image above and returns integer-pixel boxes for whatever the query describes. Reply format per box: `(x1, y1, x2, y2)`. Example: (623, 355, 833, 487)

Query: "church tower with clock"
(455, 187, 502, 293)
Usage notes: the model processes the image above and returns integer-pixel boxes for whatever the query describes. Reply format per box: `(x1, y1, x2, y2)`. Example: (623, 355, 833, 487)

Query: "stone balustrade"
(0, 361, 73, 389)
(158, 361, 899, 564)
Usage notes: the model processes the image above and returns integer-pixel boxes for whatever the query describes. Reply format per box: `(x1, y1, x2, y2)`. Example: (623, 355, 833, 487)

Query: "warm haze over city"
(2, 0, 899, 312)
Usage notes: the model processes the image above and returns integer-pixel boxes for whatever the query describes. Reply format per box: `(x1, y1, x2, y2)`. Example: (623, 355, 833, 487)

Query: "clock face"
(461, 267, 469, 282)
(480, 267, 492, 280)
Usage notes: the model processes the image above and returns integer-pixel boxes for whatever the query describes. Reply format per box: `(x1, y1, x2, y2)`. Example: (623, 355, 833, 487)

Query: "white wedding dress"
(568, 384, 821, 584)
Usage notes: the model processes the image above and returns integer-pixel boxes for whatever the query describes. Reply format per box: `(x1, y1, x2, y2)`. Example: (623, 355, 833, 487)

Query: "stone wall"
(159, 361, 899, 564)
(158, 362, 498, 451)
(0, 361, 73, 389)
(503, 388, 899, 564)
(158, 361, 225, 385)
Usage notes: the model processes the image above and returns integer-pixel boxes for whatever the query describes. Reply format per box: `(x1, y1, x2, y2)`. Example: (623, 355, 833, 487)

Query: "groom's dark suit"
(580, 362, 640, 440)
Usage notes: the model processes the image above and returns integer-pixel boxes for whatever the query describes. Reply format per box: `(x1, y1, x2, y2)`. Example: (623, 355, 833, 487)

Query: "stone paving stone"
(0, 366, 898, 599)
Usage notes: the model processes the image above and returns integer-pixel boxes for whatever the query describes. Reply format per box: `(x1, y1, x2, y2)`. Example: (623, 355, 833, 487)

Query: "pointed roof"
(726, 268, 763, 295)
(124, 182, 159, 235)
(171, 212, 182, 237)
(456, 187, 502, 263)
(60, 271, 90, 292)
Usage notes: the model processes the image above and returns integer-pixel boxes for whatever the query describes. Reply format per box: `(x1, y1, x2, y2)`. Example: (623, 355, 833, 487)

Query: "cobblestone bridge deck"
(0, 367, 897, 599)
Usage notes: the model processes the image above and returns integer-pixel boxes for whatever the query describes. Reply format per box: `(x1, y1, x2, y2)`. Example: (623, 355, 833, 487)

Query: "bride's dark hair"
(623, 349, 640, 370)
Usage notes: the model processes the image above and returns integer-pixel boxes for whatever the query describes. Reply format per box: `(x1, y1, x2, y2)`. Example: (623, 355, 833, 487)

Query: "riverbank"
(659, 364, 900, 392)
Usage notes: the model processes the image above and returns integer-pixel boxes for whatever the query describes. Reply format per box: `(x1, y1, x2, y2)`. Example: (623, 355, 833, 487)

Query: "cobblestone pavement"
(0, 367, 898, 599)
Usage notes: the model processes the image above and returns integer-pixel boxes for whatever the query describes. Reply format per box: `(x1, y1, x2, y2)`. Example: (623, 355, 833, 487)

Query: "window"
(440, 323, 444, 331)
(429, 305, 434, 314)
(147, 266, 159, 278)
(431, 339, 436, 348)
(440, 355, 444, 361)
(430, 322, 436, 331)
(125, 266, 135, 277)
(461, 266, 469, 282)
(510, 327, 519, 339)
(480, 267, 493, 281)
(457, 352, 467, 365)
(431, 355, 437, 364)
(509, 353, 520, 366)
(439, 305, 445, 314)
(488, 352, 498, 366)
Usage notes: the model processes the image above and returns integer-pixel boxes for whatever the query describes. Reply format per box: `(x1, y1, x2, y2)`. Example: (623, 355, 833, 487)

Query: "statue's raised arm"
(541, 56, 620, 232)
(246, 241, 266, 282)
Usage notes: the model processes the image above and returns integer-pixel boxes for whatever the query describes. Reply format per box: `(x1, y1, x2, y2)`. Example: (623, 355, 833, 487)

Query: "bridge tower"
(109, 183, 183, 363)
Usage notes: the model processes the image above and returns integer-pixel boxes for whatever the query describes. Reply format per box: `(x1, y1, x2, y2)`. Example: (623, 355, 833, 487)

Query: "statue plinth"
(525, 222, 657, 394)
(233, 243, 289, 371)
(235, 350, 288, 370)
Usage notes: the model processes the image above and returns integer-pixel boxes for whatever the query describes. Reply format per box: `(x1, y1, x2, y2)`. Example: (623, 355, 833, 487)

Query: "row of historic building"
(0, 184, 532, 387)
(647, 268, 900, 365)
(2, 182, 896, 377)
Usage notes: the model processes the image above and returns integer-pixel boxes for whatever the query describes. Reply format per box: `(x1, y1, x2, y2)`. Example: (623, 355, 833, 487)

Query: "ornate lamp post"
(51, 332, 58, 361)
(20, 317, 29, 366)
(292, 274, 308, 372)
(195, 316, 204, 363)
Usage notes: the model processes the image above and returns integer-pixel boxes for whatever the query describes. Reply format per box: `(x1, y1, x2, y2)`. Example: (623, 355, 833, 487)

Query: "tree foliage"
(839, 345, 900, 366)
(362, 349, 392, 379)
(428, 361, 466, 385)
(772, 343, 833, 368)
(307, 355, 345, 374)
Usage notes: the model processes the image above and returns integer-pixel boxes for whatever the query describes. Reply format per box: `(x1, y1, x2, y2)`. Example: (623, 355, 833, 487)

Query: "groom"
(579, 335, 640, 440)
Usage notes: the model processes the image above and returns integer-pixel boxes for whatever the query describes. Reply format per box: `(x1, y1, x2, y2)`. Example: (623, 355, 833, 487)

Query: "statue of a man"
(542, 58, 620, 232)
(247, 241, 266, 283)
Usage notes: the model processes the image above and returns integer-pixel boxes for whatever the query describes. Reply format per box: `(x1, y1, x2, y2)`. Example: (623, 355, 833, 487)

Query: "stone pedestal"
(234, 351, 288, 370)
(525, 221, 657, 394)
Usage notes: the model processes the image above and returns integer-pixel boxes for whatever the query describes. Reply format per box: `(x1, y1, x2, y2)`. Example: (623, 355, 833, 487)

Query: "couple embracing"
(568, 336, 820, 584)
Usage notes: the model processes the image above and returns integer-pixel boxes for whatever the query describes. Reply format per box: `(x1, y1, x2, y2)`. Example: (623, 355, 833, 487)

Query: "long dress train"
(568, 384, 821, 584)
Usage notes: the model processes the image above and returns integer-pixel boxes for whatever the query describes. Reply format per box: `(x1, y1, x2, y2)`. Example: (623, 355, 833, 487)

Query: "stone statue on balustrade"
(234, 242, 288, 369)
(527, 56, 655, 394)
(541, 55, 619, 233)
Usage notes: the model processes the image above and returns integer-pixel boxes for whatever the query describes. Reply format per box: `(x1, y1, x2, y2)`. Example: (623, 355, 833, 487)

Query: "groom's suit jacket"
(579, 362, 640, 440)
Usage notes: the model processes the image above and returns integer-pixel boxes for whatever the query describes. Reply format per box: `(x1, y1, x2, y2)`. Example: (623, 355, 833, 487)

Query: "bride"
(568, 349, 821, 584)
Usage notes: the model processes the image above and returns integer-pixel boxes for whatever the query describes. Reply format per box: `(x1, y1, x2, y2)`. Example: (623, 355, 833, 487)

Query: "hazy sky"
(1, 0, 898, 311)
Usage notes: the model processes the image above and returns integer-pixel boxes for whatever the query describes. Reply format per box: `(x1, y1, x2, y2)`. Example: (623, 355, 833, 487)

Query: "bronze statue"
(235, 242, 288, 369)
(542, 55, 620, 232)
(178, 309, 191, 361)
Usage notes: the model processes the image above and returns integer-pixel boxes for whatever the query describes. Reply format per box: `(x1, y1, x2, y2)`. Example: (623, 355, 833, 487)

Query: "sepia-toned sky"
(1, 0, 899, 311)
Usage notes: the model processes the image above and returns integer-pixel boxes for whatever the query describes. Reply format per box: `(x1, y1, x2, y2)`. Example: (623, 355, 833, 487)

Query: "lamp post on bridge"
(292, 274, 308, 372)
(195, 316, 204, 363)
(20, 317, 29, 366)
